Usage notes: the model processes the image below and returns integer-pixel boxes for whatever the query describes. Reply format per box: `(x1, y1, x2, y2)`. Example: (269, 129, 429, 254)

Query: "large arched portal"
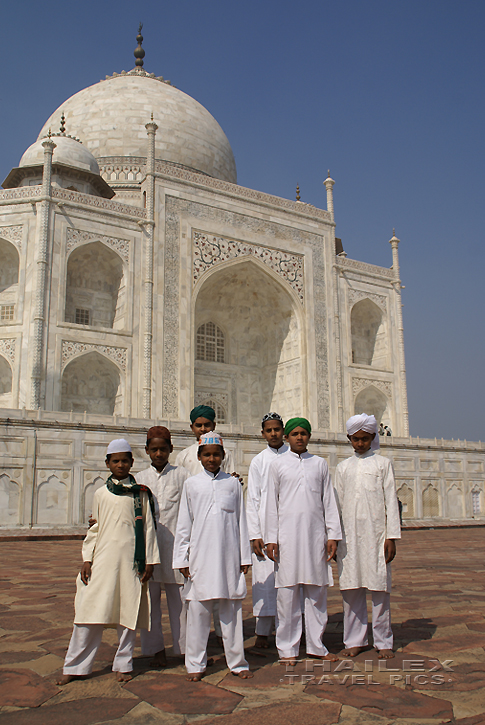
(65, 242, 125, 329)
(194, 261, 303, 424)
(351, 298, 388, 368)
(354, 385, 390, 427)
(60, 351, 122, 415)
(0, 239, 19, 322)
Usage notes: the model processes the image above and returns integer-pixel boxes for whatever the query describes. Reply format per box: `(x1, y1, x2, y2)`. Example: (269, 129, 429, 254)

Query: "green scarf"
(106, 474, 156, 575)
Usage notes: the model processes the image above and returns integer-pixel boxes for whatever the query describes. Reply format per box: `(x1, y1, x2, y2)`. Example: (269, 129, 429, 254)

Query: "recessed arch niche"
(354, 385, 389, 427)
(0, 355, 13, 407)
(351, 298, 388, 368)
(0, 239, 19, 319)
(65, 242, 125, 329)
(60, 351, 122, 415)
(194, 260, 303, 424)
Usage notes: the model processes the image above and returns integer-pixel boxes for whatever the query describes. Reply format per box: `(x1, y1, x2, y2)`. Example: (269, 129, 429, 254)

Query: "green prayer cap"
(284, 417, 312, 436)
(190, 405, 216, 423)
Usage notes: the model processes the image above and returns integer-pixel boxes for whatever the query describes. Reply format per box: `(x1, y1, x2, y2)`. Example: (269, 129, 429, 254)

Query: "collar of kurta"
(202, 468, 223, 479)
(151, 462, 170, 476)
(267, 444, 288, 455)
(288, 450, 311, 460)
(353, 449, 375, 459)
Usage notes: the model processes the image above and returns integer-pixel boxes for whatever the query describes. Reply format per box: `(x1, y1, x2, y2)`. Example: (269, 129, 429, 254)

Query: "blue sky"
(1, 1, 483, 440)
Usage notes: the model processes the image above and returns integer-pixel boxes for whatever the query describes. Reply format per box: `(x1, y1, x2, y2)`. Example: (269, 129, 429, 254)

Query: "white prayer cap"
(198, 432, 224, 448)
(106, 438, 132, 455)
(346, 414, 380, 450)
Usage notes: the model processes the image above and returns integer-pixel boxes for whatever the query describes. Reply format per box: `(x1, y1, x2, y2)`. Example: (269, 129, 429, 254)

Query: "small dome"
(37, 70, 237, 183)
(20, 135, 100, 175)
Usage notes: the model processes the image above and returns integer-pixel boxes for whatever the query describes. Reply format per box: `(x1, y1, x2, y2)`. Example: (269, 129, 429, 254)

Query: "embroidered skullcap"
(198, 432, 224, 448)
(346, 414, 380, 450)
(146, 426, 171, 444)
(106, 438, 132, 455)
(284, 417, 311, 436)
(261, 412, 284, 427)
(190, 405, 216, 423)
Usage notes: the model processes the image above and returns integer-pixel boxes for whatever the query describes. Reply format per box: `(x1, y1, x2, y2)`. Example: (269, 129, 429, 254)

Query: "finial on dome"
(151, 111, 154, 121)
(48, 128, 51, 138)
(296, 184, 301, 201)
(134, 23, 145, 68)
(393, 228, 396, 236)
(327, 169, 330, 177)
(60, 113, 66, 135)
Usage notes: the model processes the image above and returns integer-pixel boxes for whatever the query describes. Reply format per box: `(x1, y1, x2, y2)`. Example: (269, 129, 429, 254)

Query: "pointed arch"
(351, 298, 388, 367)
(193, 258, 305, 424)
(0, 239, 19, 322)
(354, 385, 389, 426)
(422, 483, 440, 518)
(65, 241, 125, 329)
(60, 351, 122, 415)
(37, 475, 69, 525)
(396, 482, 414, 518)
(0, 473, 20, 525)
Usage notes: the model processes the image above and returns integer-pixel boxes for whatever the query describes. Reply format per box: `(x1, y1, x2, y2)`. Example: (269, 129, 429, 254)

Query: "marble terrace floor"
(0, 528, 485, 725)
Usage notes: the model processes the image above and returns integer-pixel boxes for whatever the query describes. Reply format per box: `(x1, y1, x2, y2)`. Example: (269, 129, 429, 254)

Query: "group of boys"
(58, 404, 401, 684)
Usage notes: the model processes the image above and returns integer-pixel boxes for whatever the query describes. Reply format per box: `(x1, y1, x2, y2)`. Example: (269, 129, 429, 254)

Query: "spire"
(60, 113, 66, 135)
(296, 184, 301, 201)
(134, 23, 145, 68)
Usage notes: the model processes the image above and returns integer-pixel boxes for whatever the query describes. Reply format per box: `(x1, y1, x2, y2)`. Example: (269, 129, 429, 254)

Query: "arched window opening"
(354, 385, 389, 428)
(0, 239, 19, 323)
(351, 298, 387, 368)
(397, 483, 414, 518)
(422, 484, 440, 518)
(60, 351, 121, 416)
(65, 242, 125, 329)
(196, 322, 225, 363)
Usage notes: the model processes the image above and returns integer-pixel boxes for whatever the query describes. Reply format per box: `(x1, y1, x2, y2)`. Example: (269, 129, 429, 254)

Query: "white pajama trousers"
(140, 582, 186, 656)
(63, 624, 136, 675)
(276, 584, 329, 659)
(256, 615, 275, 636)
(185, 599, 248, 674)
(342, 588, 393, 650)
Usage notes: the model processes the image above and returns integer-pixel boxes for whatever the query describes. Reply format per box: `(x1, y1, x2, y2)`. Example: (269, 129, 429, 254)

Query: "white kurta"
(265, 451, 342, 588)
(172, 469, 251, 601)
(136, 464, 191, 585)
(74, 481, 160, 630)
(335, 450, 401, 592)
(246, 443, 288, 616)
(175, 443, 236, 476)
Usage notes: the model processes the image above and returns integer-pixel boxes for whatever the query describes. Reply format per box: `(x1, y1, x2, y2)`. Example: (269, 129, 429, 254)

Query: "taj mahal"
(0, 32, 483, 527)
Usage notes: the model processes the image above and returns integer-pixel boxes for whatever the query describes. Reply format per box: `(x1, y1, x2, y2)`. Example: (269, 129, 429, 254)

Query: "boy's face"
(146, 437, 173, 471)
(348, 430, 375, 454)
(106, 452, 133, 480)
(190, 416, 215, 439)
(262, 420, 284, 449)
(198, 444, 224, 473)
(285, 426, 311, 454)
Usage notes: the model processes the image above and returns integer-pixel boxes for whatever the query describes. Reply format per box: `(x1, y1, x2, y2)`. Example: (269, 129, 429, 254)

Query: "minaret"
(31, 135, 56, 409)
(142, 113, 157, 418)
(324, 170, 335, 222)
(389, 229, 409, 436)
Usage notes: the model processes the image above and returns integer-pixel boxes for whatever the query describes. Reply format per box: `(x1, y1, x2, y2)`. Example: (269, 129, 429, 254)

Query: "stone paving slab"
(0, 529, 483, 724)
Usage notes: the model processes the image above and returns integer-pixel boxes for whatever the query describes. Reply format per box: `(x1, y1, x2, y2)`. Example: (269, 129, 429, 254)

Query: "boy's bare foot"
(279, 657, 298, 666)
(232, 669, 253, 678)
(186, 671, 204, 681)
(377, 648, 395, 659)
(341, 646, 364, 657)
(255, 635, 270, 649)
(149, 649, 167, 667)
(56, 674, 79, 685)
(116, 671, 133, 682)
(308, 652, 339, 662)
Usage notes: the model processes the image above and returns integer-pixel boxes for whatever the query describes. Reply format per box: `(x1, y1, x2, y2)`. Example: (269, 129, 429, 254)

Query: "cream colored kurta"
(265, 451, 342, 588)
(172, 469, 251, 601)
(335, 450, 401, 592)
(175, 443, 236, 476)
(74, 481, 160, 630)
(136, 464, 191, 586)
(246, 444, 288, 616)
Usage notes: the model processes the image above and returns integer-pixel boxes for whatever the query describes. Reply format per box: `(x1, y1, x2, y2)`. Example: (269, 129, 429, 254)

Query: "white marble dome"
(20, 134, 100, 175)
(37, 70, 237, 183)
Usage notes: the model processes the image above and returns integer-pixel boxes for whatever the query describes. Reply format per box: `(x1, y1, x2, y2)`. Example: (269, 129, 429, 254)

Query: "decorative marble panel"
(337, 256, 395, 279)
(0, 225, 22, 250)
(193, 231, 304, 303)
(348, 288, 387, 311)
(66, 228, 131, 262)
(52, 187, 146, 219)
(61, 340, 127, 371)
(0, 339, 16, 363)
(352, 377, 392, 397)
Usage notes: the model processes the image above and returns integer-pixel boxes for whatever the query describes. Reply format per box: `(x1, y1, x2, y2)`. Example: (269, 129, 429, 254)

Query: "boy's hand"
(88, 516, 97, 527)
(266, 543, 279, 562)
(230, 472, 244, 485)
(241, 565, 249, 574)
(81, 562, 92, 585)
(384, 539, 396, 563)
(252, 538, 265, 557)
(141, 564, 154, 583)
(179, 567, 190, 579)
(326, 539, 338, 561)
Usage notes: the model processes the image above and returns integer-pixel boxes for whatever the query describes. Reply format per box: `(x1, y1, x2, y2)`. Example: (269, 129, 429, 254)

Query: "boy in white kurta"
(136, 426, 191, 666)
(58, 439, 159, 684)
(265, 418, 342, 663)
(175, 405, 238, 476)
(246, 412, 288, 647)
(173, 432, 253, 680)
(335, 414, 401, 659)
